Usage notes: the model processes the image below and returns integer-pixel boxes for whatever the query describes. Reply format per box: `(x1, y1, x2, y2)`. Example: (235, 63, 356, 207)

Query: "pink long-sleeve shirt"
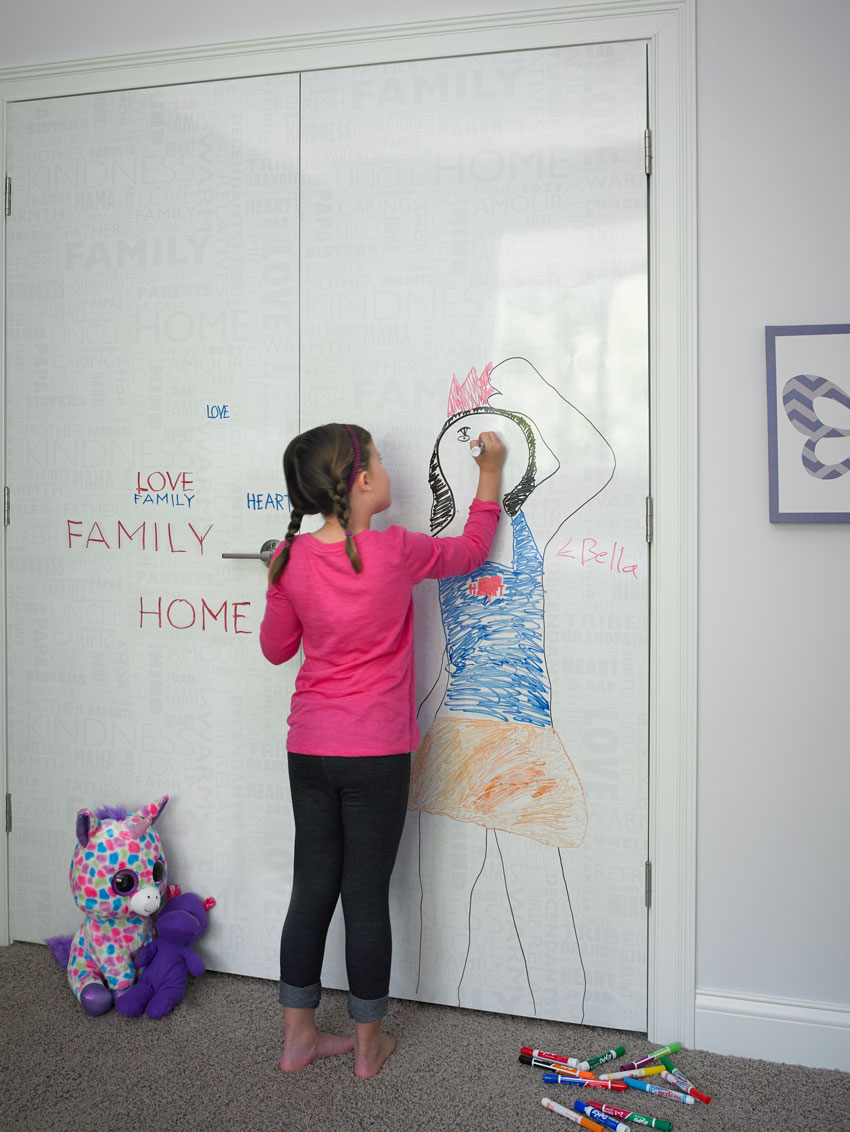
(260, 499, 500, 757)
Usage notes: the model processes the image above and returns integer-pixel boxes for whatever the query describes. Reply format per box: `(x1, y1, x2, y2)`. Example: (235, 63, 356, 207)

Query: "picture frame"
(765, 323, 850, 523)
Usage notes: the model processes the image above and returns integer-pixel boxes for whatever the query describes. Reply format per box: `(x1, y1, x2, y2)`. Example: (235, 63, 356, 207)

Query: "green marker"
(623, 1114, 673, 1131)
(580, 1044, 626, 1071)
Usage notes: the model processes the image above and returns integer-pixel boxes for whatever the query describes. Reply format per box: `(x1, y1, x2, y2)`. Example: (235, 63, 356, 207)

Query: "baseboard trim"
(695, 988, 850, 1072)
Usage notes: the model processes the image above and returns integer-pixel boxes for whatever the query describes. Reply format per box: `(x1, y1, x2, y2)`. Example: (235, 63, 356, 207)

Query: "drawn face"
(436, 412, 531, 504)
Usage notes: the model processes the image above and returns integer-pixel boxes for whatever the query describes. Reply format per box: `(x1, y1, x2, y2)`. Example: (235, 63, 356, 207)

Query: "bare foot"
(354, 1030, 397, 1078)
(280, 1030, 355, 1072)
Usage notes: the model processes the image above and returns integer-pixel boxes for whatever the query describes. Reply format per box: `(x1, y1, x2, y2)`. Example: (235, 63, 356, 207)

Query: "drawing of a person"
(408, 357, 615, 1015)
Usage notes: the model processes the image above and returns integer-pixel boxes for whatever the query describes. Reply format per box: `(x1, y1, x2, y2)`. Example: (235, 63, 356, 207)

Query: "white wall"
(0, 0, 538, 68)
(2, 0, 849, 1069)
(694, 0, 850, 1068)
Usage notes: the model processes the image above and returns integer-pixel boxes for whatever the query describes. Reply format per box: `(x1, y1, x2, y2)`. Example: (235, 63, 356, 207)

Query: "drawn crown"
(447, 364, 495, 415)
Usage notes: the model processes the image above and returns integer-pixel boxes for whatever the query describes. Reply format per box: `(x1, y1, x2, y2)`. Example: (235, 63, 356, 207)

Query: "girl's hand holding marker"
(470, 431, 506, 505)
(469, 430, 504, 464)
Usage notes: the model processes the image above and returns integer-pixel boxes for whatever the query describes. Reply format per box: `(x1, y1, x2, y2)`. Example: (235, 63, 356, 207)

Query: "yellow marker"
(598, 1065, 665, 1082)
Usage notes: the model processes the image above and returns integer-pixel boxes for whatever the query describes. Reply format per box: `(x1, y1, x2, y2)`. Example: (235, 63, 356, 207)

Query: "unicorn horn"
(124, 795, 169, 839)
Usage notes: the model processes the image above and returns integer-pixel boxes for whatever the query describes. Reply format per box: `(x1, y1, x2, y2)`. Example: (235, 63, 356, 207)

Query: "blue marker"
(624, 1078, 695, 1105)
(542, 1074, 628, 1092)
(574, 1100, 629, 1132)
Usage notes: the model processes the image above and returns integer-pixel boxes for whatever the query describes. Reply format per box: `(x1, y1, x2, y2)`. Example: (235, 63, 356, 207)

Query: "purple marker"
(619, 1043, 680, 1072)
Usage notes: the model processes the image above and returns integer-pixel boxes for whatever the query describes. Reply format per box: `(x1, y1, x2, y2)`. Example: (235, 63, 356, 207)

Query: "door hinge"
(645, 860, 652, 908)
(644, 129, 652, 176)
(5, 794, 11, 834)
(4, 175, 10, 217)
(4, 486, 10, 527)
(645, 496, 653, 543)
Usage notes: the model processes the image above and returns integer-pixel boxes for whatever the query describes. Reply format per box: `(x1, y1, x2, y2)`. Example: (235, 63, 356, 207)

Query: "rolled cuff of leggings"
(279, 979, 321, 1010)
(348, 992, 388, 1023)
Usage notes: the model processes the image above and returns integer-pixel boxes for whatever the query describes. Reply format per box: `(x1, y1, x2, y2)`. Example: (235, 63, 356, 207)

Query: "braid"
(268, 508, 304, 584)
(332, 479, 362, 573)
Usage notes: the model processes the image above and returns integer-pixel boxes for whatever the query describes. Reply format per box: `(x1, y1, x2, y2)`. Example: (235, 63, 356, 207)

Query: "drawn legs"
(415, 815, 586, 1021)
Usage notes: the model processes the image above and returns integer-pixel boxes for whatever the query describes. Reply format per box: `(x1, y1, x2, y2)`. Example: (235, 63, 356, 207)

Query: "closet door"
(301, 44, 650, 1029)
(5, 76, 301, 976)
(7, 44, 649, 1029)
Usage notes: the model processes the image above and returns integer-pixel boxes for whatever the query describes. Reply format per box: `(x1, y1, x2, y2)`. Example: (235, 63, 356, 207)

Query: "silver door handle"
(222, 539, 279, 565)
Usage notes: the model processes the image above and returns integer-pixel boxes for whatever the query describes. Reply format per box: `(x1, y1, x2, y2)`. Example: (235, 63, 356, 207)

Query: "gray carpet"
(1, 942, 847, 1131)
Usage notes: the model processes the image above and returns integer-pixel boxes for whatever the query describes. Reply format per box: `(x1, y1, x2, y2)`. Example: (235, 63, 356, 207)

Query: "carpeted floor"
(1, 941, 847, 1131)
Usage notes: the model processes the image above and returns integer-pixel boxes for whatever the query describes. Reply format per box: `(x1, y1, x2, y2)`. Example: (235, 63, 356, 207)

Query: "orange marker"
(551, 1065, 596, 1080)
(542, 1097, 606, 1130)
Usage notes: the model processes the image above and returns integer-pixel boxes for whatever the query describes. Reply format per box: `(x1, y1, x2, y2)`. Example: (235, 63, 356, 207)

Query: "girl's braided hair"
(268, 423, 371, 584)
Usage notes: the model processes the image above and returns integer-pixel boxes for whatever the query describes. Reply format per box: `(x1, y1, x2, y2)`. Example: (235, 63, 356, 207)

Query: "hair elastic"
(342, 424, 361, 492)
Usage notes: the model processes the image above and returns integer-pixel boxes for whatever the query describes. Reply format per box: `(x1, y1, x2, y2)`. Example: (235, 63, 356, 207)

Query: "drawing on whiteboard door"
(782, 373, 850, 479)
(409, 357, 616, 1019)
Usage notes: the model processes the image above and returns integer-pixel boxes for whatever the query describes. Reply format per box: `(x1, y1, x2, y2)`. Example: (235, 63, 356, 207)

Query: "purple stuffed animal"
(115, 890, 215, 1018)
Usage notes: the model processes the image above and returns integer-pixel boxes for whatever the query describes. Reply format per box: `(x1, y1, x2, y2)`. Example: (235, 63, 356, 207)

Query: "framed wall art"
(766, 323, 850, 522)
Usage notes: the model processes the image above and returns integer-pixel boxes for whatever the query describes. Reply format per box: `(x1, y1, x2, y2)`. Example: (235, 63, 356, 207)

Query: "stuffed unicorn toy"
(50, 796, 169, 1016)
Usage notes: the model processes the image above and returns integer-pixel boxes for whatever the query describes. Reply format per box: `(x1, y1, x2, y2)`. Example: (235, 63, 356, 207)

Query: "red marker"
(520, 1055, 595, 1078)
(522, 1046, 580, 1070)
(661, 1069, 711, 1104)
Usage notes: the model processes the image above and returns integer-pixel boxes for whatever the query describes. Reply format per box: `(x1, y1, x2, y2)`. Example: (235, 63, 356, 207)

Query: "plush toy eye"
(152, 860, 165, 883)
(111, 869, 139, 896)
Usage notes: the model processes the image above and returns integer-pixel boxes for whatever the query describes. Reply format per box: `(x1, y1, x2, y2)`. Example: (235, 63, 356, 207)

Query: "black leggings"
(279, 751, 411, 1023)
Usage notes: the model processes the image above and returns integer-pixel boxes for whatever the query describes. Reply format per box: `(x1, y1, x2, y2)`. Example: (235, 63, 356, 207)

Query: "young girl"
(260, 421, 505, 1077)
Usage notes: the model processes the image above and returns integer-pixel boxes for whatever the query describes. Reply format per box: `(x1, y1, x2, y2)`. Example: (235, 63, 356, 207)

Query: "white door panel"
(300, 44, 649, 1027)
(6, 76, 301, 977)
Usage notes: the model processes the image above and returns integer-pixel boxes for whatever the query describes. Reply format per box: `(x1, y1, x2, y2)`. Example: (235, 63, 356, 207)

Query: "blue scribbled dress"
(409, 511, 587, 847)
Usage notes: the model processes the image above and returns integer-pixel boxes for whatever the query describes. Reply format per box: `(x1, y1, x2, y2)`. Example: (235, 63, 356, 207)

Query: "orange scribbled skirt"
(408, 717, 587, 848)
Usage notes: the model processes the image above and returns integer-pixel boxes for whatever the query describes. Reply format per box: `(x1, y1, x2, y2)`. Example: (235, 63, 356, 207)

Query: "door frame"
(0, 0, 697, 1044)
